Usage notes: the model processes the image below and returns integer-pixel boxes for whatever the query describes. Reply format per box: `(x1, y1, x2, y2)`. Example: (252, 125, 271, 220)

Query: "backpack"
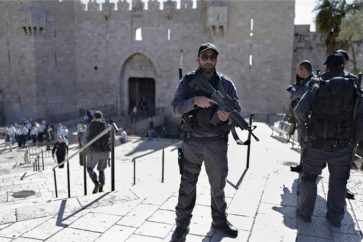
(88, 120, 110, 152)
(308, 76, 357, 151)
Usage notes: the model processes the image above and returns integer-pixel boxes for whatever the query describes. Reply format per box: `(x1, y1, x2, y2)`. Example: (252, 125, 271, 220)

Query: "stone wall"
(293, 24, 363, 81)
(0, 0, 295, 124)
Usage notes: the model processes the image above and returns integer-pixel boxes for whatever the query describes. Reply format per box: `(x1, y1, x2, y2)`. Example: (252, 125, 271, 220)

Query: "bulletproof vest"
(308, 76, 357, 151)
(88, 120, 110, 152)
(181, 72, 230, 134)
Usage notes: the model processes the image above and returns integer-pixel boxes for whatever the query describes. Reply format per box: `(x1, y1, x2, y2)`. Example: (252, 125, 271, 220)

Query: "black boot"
(212, 221, 238, 238)
(170, 226, 189, 242)
(92, 183, 101, 194)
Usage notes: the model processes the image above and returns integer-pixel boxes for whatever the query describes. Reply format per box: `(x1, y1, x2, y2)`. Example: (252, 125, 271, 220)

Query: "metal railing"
(28, 147, 46, 171)
(132, 141, 181, 185)
(132, 114, 258, 184)
(52, 124, 118, 198)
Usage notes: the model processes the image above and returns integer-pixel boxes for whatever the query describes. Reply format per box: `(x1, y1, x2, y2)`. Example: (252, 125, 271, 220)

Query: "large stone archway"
(119, 53, 157, 116)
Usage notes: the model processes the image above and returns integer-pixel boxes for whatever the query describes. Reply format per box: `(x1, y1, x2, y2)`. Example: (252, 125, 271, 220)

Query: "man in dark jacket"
(84, 111, 110, 193)
(294, 53, 363, 227)
(170, 43, 240, 241)
(287, 60, 314, 172)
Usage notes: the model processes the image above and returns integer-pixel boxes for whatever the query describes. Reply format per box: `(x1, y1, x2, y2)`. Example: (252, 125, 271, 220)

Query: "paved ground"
(0, 123, 362, 242)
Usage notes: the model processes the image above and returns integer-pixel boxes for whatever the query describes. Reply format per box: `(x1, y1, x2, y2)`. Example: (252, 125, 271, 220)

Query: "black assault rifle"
(189, 76, 259, 142)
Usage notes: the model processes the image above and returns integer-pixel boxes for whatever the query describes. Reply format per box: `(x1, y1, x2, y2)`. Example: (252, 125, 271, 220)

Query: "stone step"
(0, 136, 180, 212)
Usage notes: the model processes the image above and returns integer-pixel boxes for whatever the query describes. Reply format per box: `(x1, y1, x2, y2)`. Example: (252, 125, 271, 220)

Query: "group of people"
(169, 43, 363, 242)
(286, 50, 363, 228)
(3, 120, 69, 151)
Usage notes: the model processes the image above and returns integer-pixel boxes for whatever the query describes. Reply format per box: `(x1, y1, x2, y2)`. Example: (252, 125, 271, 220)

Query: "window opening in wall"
(249, 54, 253, 67)
(168, 28, 171, 40)
(219, 25, 224, 35)
(250, 18, 254, 37)
(135, 28, 142, 41)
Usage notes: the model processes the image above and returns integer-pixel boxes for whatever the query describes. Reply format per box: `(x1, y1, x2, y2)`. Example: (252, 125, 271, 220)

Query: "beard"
(200, 64, 215, 74)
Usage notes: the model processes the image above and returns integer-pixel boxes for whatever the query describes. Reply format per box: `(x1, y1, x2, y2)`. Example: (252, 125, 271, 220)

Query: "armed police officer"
(287, 60, 314, 173)
(170, 43, 240, 241)
(294, 52, 363, 227)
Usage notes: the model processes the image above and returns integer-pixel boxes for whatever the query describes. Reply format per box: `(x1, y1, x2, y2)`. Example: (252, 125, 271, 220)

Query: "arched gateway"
(119, 53, 157, 118)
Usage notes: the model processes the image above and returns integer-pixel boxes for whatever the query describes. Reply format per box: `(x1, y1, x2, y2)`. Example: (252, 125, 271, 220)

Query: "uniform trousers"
(299, 144, 353, 224)
(175, 138, 228, 228)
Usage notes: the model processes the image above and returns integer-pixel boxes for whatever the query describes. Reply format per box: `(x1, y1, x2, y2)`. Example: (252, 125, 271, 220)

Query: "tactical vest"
(181, 72, 230, 134)
(308, 76, 357, 151)
(88, 120, 110, 152)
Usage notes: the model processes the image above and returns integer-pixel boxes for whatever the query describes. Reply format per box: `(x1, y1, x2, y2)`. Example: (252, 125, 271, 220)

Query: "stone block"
(125, 234, 163, 242)
(22, 218, 64, 240)
(69, 212, 121, 233)
(117, 204, 159, 227)
(160, 196, 177, 211)
(92, 199, 142, 216)
(297, 216, 331, 240)
(147, 209, 175, 224)
(94, 225, 136, 242)
(135, 221, 173, 238)
(0, 209, 16, 225)
(45, 227, 100, 242)
(0, 217, 49, 239)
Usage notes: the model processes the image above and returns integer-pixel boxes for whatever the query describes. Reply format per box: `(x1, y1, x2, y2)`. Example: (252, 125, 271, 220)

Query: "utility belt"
(182, 132, 228, 142)
(310, 138, 352, 152)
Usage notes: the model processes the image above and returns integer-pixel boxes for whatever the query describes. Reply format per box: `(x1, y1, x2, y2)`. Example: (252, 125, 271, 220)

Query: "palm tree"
(315, 0, 362, 54)
(337, 9, 363, 73)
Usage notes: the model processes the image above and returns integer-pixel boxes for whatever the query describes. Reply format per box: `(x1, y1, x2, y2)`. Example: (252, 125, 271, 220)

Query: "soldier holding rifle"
(170, 43, 240, 241)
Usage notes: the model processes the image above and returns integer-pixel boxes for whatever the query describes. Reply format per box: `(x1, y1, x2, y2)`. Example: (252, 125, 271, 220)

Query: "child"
(52, 136, 69, 168)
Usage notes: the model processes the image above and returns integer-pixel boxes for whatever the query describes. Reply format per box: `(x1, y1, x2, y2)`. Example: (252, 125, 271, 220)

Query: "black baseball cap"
(323, 53, 345, 67)
(198, 43, 219, 56)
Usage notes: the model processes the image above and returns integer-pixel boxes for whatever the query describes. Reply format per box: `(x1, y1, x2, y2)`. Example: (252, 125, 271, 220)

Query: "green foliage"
(338, 10, 363, 42)
(314, 0, 362, 54)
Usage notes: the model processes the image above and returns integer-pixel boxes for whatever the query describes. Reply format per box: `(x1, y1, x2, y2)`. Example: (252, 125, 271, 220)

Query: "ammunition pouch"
(182, 132, 228, 143)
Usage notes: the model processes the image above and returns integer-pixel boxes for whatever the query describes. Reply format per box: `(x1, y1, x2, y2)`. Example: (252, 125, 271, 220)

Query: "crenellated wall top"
(84, 0, 196, 12)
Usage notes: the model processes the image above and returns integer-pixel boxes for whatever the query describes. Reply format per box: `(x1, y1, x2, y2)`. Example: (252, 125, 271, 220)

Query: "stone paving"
(0, 123, 362, 241)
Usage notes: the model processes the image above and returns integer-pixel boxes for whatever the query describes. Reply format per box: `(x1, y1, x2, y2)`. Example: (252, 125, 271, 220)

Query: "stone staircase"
(0, 136, 181, 221)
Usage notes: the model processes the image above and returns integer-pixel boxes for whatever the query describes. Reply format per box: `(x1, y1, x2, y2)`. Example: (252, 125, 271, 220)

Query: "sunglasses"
(200, 54, 217, 61)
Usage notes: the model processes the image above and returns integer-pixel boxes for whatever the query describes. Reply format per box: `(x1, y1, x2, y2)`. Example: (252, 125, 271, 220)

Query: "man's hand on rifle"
(217, 110, 230, 122)
(193, 96, 217, 108)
